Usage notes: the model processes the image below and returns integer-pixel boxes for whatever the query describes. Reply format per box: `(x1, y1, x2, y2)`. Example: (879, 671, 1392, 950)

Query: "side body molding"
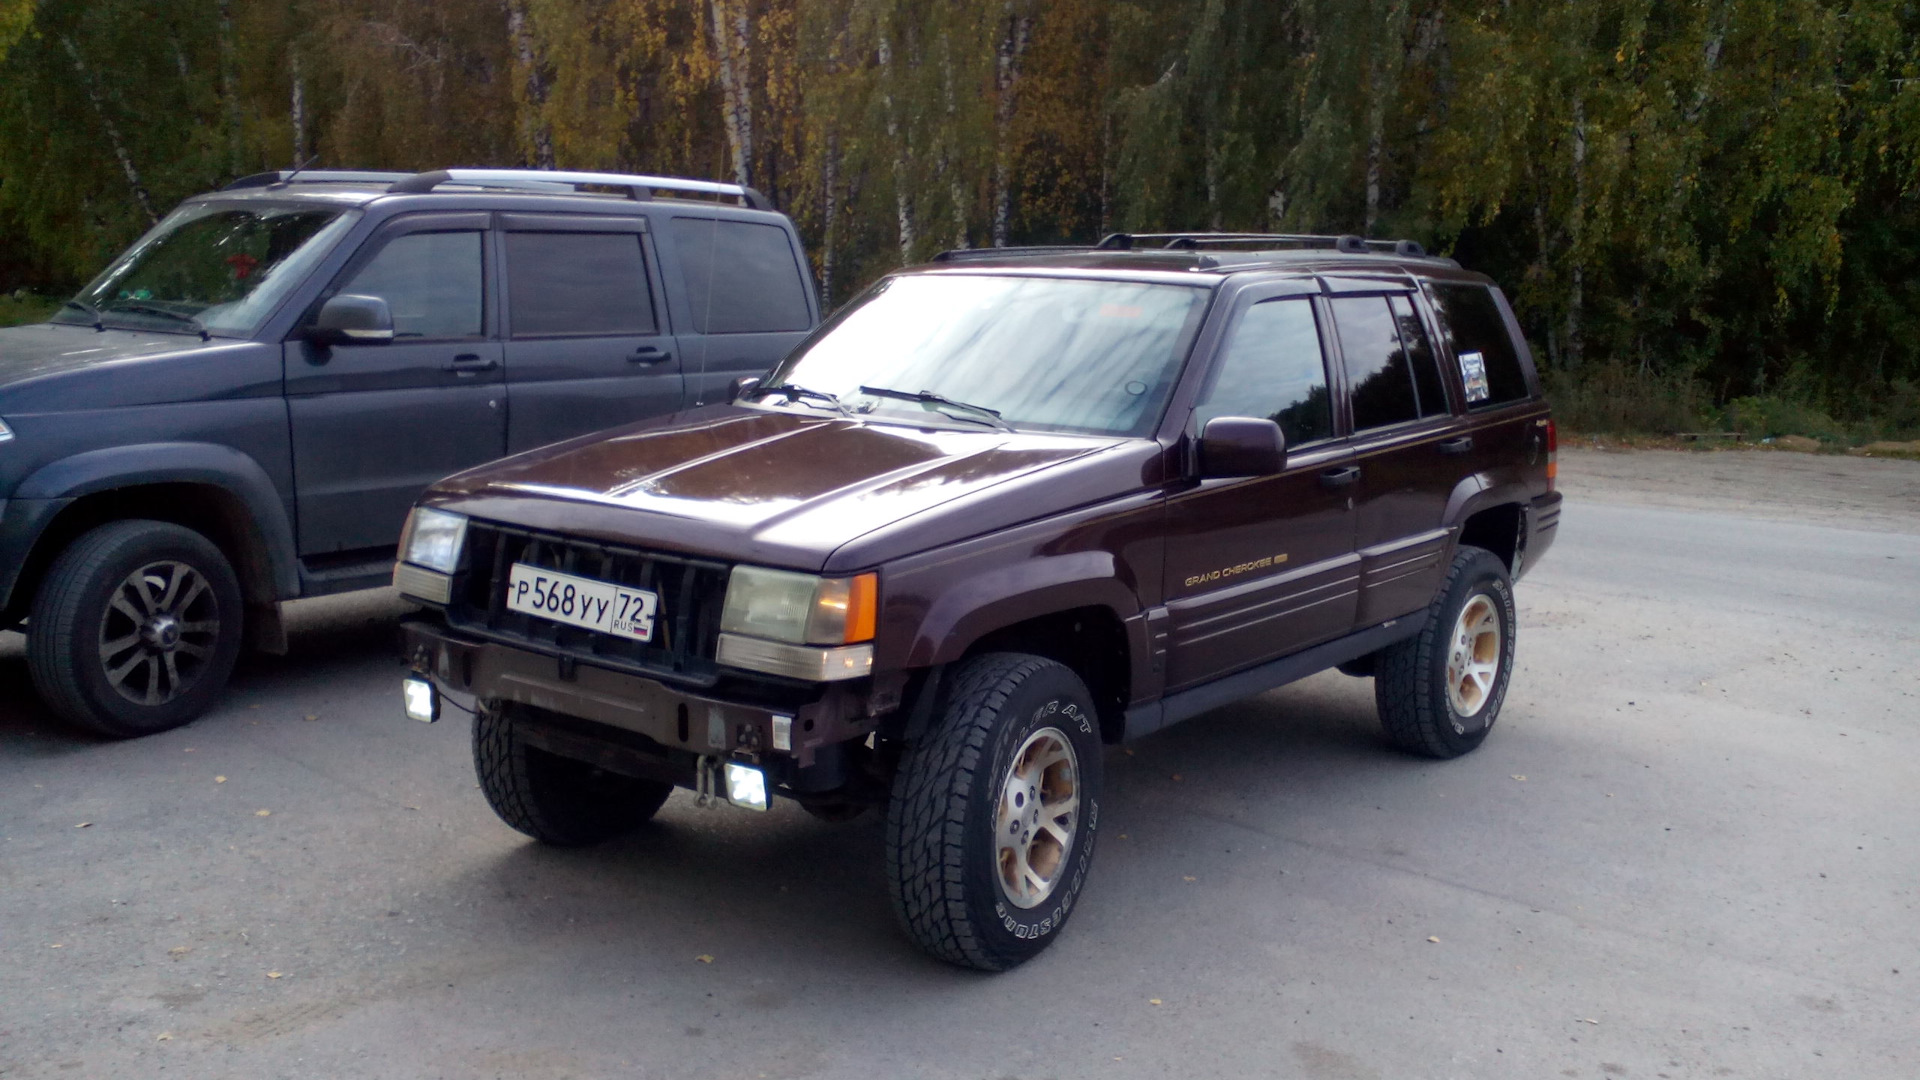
(14, 442, 302, 600)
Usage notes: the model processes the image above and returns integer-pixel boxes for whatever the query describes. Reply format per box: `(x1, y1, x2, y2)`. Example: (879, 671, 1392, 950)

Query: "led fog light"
(403, 676, 439, 723)
(723, 762, 769, 812)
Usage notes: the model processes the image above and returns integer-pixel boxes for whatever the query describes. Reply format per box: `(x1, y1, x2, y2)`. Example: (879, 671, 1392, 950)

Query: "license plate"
(505, 564, 659, 642)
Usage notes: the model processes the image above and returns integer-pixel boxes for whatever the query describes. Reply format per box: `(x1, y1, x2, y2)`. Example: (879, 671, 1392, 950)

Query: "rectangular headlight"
(719, 567, 877, 646)
(399, 508, 467, 573)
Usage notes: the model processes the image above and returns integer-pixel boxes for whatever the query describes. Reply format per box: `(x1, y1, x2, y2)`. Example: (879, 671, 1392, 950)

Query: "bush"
(1541, 364, 1715, 435)
(0, 290, 58, 327)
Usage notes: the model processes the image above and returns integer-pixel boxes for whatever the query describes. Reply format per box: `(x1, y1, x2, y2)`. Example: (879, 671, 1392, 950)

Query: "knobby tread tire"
(27, 520, 243, 739)
(473, 700, 672, 847)
(1375, 544, 1515, 759)
(885, 652, 1100, 971)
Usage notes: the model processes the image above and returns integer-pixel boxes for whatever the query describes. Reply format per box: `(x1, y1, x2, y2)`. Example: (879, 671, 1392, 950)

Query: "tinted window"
(1195, 298, 1333, 446)
(1390, 294, 1449, 417)
(506, 232, 656, 337)
(669, 217, 811, 334)
(1331, 296, 1420, 430)
(1427, 283, 1531, 407)
(340, 231, 483, 339)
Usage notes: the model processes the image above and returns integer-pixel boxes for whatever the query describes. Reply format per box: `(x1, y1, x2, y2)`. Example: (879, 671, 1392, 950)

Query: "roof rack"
(1099, 232, 1428, 257)
(384, 169, 773, 211)
(224, 170, 416, 190)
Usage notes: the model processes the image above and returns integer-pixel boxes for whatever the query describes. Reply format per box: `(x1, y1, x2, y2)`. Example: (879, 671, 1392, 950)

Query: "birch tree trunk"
(878, 30, 915, 263)
(218, 0, 242, 177)
(290, 51, 309, 165)
(708, 0, 754, 187)
(1565, 91, 1587, 371)
(820, 128, 840, 305)
(504, 0, 554, 168)
(991, 7, 1032, 248)
(61, 35, 156, 224)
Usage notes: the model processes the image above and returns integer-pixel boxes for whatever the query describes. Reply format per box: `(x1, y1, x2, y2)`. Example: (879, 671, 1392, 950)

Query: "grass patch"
(0, 291, 59, 327)
(1545, 365, 1920, 450)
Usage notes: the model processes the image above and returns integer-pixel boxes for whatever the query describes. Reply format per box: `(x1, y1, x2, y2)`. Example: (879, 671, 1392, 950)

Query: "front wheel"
(27, 520, 245, 738)
(885, 653, 1104, 971)
(1375, 545, 1518, 759)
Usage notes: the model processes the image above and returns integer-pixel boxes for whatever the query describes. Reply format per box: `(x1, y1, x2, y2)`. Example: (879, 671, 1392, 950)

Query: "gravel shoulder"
(1558, 444, 1920, 533)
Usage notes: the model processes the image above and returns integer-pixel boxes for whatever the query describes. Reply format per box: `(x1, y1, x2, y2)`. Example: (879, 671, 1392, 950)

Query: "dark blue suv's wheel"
(27, 520, 244, 738)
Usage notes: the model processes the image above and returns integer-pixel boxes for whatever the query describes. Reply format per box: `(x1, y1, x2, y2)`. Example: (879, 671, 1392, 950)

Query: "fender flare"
(14, 442, 301, 600)
(903, 551, 1141, 668)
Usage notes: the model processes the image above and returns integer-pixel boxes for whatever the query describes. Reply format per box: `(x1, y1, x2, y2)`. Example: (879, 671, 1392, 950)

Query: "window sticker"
(1458, 350, 1490, 403)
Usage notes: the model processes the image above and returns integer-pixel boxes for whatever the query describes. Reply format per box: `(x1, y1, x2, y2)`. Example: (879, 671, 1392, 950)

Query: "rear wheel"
(1375, 545, 1517, 759)
(27, 520, 244, 738)
(885, 653, 1104, 971)
(473, 700, 674, 846)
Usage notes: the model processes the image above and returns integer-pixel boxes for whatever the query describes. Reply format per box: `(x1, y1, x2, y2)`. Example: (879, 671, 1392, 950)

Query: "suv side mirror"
(310, 294, 394, 345)
(729, 375, 762, 402)
(1198, 416, 1287, 479)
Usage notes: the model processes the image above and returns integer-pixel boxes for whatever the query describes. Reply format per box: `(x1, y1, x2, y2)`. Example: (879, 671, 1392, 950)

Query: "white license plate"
(505, 564, 659, 642)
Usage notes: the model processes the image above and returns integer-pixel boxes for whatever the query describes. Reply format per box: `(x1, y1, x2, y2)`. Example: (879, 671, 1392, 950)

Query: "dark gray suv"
(0, 168, 818, 737)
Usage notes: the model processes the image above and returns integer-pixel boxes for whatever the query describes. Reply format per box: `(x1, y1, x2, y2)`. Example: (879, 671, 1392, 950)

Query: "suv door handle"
(443, 354, 498, 376)
(1439, 435, 1475, 455)
(628, 346, 674, 365)
(1319, 465, 1362, 489)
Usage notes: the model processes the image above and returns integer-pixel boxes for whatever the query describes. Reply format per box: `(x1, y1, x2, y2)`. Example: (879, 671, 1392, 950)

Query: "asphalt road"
(3, 464, 1916, 1079)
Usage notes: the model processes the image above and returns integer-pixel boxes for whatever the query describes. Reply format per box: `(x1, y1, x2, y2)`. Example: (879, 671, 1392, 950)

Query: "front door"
(1163, 292, 1359, 692)
(499, 214, 684, 453)
(286, 213, 507, 556)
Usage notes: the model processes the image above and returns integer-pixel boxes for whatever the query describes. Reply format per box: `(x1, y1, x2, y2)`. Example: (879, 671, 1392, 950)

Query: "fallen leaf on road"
(254, 810, 271, 817)
(48, 943, 63, 949)
(168, 946, 190, 957)
(75, 822, 92, 828)
(404, 805, 421, 811)
(1170, 773, 1183, 782)
(1148, 998, 1163, 1006)
(1118, 833, 1129, 839)
(1428, 936, 1441, 943)
(266, 971, 283, 979)
(215, 776, 226, 783)
(1511, 775, 1526, 781)
(157, 1032, 173, 1041)
(1580, 1018, 1599, 1025)
(1183, 876, 1196, 882)
(303, 715, 318, 722)
(1122, 748, 1135, 756)
(695, 955, 714, 964)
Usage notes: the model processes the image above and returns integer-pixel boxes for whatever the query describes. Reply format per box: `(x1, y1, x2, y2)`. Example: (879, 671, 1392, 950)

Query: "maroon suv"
(395, 232, 1562, 970)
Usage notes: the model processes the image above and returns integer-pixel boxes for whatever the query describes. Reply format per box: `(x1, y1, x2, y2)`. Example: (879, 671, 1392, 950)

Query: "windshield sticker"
(1459, 350, 1490, 403)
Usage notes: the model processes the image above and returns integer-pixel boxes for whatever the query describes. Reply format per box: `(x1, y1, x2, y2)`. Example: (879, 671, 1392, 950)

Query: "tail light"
(1545, 418, 1558, 491)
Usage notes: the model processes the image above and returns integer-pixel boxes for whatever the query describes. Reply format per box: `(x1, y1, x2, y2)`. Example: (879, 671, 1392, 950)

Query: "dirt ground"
(1558, 443, 1920, 534)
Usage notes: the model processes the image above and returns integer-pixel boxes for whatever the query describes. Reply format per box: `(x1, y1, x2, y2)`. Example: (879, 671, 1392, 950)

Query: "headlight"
(720, 567, 877, 645)
(0, 418, 14, 443)
(399, 507, 467, 573)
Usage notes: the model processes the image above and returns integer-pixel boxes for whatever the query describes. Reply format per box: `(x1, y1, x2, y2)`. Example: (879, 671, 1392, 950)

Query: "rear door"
(1423, 280, 1545, 505)
(499, 214, 683, 453)
(1324, 286, 1458, 626)
(1162, 288, 1359, 691)
(659, 215, 817, 407)
(286, 213, 506, 556)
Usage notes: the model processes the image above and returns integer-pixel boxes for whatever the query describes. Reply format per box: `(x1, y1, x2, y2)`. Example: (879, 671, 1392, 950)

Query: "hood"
(0, 323, 276, 409)
(429, 407, 1153, 571)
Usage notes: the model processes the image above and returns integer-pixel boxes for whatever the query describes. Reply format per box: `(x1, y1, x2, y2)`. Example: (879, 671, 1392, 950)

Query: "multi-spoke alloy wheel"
(28, 520, 244, 738)
(995, 728, 1081, 909)
(1444, 594, 1503, 723)
(99, 561, 221, 707)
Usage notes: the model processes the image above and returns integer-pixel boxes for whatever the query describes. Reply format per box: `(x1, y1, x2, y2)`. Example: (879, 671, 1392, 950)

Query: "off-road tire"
(472, 700, 673, 846)
(27, 520, 244, 738)
(1375, 545, 1517, 759)
(884, 653, 1103, 971)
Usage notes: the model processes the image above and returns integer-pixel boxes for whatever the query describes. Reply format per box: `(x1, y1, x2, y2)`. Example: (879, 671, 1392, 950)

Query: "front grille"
(447, 522, 732, 686)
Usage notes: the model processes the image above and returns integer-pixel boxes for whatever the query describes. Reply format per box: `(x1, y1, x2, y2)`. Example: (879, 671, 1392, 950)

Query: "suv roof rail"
(224, 170, 417, 190)
(385, 168, 773, 211)
(1100, 232, 1427, 257)
(929, 244, 1130, 263)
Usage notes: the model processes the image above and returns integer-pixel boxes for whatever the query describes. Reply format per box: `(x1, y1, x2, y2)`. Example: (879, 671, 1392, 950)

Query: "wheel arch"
(1443, 476, 1529, 572)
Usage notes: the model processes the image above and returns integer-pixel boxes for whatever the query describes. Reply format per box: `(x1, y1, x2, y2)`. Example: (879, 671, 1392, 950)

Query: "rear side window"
(1331, 295, 1451, 431)
(1195, 298, 1334, 446)
(668, 217, 812, 334)
(340, 231, 484, 339)
(1426, 282, 1531, 407)
(505, 232, 656, 337)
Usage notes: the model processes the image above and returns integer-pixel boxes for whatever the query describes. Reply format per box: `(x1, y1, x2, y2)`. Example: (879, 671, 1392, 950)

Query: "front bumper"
(399, 618, 878, 768)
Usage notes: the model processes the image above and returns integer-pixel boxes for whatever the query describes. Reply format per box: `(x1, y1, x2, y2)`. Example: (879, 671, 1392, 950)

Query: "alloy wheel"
(995, 727, 1081, 909)
(98, 561, 220, 707)
(1445, 593, 1503, 725)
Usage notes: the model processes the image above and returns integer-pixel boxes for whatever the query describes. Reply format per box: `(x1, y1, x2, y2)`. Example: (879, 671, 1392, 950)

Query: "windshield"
(761, 274, 1213, 437)
(57, 202, 361, 337)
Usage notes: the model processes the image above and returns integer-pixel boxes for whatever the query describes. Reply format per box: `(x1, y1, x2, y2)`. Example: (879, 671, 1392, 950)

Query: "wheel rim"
(1445, 593, 1502, 723)
(995, 727, 1080, 910)
(98, 560, 220, 707)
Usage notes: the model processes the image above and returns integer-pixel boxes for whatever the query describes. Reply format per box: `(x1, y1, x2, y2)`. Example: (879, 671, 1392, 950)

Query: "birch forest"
(2, 1, 1917, 429)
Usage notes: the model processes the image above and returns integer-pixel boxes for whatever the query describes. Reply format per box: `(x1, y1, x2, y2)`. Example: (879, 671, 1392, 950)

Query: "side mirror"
(1198, 416, 1287, 479)
(310, 294, 394, 345)
(728, 375, 762, 402)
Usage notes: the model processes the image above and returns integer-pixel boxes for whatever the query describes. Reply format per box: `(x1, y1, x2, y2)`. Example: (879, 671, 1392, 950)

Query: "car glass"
(1390, 293, 1449, 417)
(668, 217, 811, 334)
(1194, 297, 1333, 446)
(766, 274, 1211, 438)
(506, 232, 656, 337)
(1331, 295, 1420, 431)
(339, 231, 484, 339)
(1427, 282, 1530, 407)
(60, 202, 360, 337)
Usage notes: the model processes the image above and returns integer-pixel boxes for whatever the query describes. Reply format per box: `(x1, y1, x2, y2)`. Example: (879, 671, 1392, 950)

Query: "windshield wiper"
(61, 299, 104, 330)
(744, 382, 851, 415)
(856, 386, 1016, 432)
(103, 301, 209, 339)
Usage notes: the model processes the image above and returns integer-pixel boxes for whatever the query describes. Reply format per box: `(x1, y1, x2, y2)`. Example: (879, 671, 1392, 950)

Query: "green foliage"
(0, 291, 59, 328)
(0, 0, 1915, 434)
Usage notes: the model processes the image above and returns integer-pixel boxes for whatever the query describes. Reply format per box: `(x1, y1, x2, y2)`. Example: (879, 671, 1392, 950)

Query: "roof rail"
(223, 170, 416, 190)
(929, 244, 1127, 263)
(1099, 232, 1430, 256)
(385, 169, 772, 211)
